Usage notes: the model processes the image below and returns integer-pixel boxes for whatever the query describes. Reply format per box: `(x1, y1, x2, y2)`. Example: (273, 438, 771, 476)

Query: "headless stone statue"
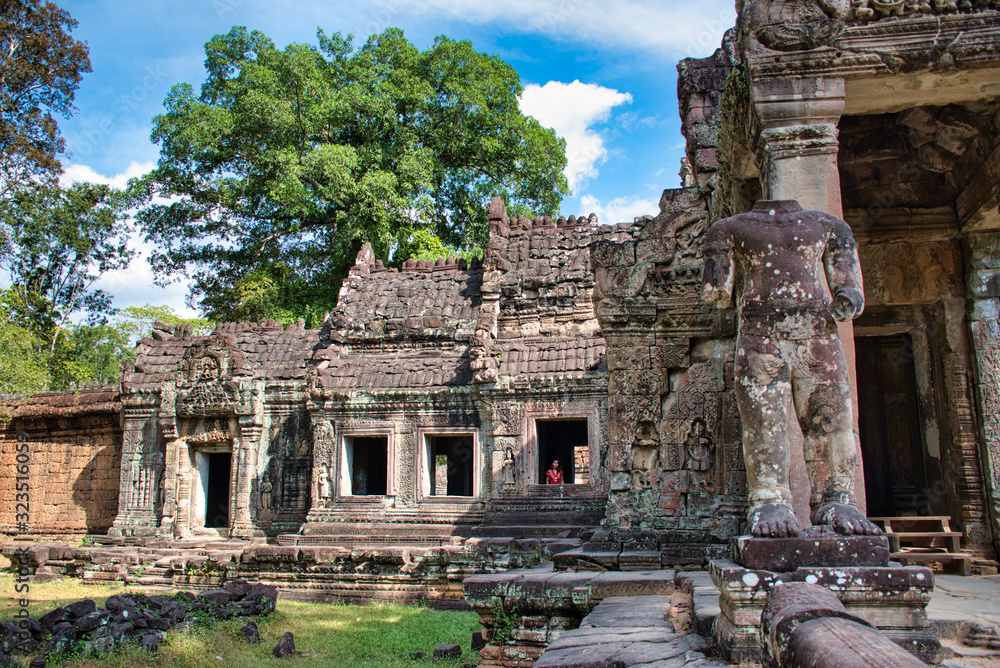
(702, 200, 881, 538)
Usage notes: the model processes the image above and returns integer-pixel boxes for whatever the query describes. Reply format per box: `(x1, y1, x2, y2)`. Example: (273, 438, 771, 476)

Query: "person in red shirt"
(545, 460, 564, 485)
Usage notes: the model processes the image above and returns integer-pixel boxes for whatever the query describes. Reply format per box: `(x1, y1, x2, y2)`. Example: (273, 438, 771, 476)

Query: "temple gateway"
(2, 0, 999, 608)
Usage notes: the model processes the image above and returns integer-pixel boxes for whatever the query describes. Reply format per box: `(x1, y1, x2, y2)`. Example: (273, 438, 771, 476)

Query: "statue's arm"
(823, 217, 865, 321)
(701, 223, 734, 309)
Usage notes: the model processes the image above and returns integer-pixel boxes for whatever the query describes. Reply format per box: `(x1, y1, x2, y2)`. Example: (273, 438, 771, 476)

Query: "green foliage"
(132, 26, 568, 321)
(0, 301, 205, 394)
(114, 304, 213, 342)
(0, 182, 134, 355)
(0, 0, 91, 199)
(198, 262, 338, 327)
(48, 322, 132, 389)
(392, 228, 481, 265)
(490, 598, 518, 647)
(0, 570, 481, 668)
(0, 307, 48, 394)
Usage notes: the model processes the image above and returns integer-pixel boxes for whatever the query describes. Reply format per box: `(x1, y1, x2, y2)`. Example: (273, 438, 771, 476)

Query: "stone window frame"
(336, 427, 397, 500)
(415, 427, 481, 503)
(526, 407, 599, 489)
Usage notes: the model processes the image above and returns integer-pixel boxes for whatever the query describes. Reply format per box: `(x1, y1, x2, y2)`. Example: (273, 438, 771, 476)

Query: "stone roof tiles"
(314, 348, 473, 391)
(327, 265, 483, 346)
(497, 338, 606, 377)
(127, 321, 321, 389)
(0, 388, 121, 418)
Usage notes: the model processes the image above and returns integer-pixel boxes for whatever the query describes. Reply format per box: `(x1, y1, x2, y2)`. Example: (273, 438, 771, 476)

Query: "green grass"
(0, 572, 482, 667)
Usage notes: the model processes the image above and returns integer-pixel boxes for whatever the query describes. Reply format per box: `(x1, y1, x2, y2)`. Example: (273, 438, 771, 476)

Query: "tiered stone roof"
(124, 199, 652, 394)
(125, 320, 321, 390)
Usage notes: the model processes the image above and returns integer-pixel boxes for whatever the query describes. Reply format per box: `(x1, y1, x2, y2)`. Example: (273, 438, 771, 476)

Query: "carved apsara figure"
(684, 419, 714, 472)
(318, 463, 332, 502)
(501, 448, 516, 492)
(260, 472, 273, 511)
(702, 200, 881, 538)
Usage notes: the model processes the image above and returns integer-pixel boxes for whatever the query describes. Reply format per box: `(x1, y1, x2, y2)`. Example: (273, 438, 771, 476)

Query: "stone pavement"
(534, 596, 727, 668)
(508, 570, 1000, 667)
(928, 575, 1000, 633)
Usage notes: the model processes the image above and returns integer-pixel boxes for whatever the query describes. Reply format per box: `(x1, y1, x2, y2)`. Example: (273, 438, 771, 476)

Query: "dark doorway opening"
(205, 452, 231, 528)
(537, 419, 588, 485)
(347, 436, 388, 495)
(428, 435, 474, 496)
(856, 334, 934, 517)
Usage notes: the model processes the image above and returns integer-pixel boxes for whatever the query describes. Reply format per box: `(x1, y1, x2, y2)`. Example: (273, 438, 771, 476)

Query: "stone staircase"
(475, 485, 606, 538)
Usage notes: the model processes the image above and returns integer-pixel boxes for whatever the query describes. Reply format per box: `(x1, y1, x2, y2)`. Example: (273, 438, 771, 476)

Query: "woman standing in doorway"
(545, 459, 564, 485)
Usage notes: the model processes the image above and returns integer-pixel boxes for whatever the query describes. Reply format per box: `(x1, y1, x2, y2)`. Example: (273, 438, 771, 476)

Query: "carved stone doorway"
(856, 334, 938, 517)
(191, 445, 233, 533)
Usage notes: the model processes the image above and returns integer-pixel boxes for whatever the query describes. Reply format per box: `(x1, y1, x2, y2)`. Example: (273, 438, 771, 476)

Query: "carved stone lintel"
(738, 0, 850, 52)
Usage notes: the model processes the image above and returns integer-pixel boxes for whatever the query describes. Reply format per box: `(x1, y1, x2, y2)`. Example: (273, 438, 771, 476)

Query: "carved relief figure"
(318, 463, 332, 503)
(501, 448, 516, 492)
(702, 199, 881, 538)
(684, 419, 714, 472)
(260, 472, 273, 511)
(190, 355, 220, 382)
(738, 0, 850, 51)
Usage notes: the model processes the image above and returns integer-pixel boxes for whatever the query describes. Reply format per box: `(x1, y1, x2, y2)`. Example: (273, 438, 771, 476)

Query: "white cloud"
(60, 162, 200, 319)
(60, 161, 155, 190)
(520, 80, 632, 191)
(403, 0, 735, 58)
(580, 193, 660, 226)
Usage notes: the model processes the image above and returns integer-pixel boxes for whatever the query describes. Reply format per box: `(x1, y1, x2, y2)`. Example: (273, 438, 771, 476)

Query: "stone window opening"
(192, 447, 232, 529)
(341, 436, 389, 496)
(423, 434, 476, 497)
(535, 419, 589, 485)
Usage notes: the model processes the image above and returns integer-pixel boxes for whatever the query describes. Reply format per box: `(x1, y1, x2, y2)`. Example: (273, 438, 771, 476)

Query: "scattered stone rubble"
(0, 579, 276, 665)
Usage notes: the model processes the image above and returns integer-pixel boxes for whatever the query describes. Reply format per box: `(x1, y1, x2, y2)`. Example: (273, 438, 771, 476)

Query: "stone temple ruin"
(2, 0, 1000, 664)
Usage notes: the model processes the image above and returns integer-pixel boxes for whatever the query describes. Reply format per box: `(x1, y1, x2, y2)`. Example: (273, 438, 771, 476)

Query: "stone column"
(109, 403, 159, 538)
(966, 232, 1000, 555)
(231, 419, 261, 538)
(752, 77, 845, 216)
(752, 76, 867, 516)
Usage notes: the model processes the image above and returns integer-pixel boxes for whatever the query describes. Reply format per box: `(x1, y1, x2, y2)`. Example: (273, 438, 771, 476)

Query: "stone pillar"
(232, 420, 261, 538)
(752, 76, 867, 516)
(109, 402, 160, 538)
(752, 77, 845, 216)
(966, 232, 1000, 555)
(159, 437, 181, 536)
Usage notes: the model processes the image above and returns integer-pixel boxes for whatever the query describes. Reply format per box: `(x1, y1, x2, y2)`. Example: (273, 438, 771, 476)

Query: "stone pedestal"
(710, 527, 941, 664)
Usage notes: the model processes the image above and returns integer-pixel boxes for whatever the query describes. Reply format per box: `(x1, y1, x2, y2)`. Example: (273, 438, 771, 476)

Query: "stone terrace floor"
(525, 571, 1000, 667)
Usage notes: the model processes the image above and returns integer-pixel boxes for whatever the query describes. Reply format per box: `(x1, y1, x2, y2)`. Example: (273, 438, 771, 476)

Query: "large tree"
(0, 182, 133, 356)
(0, 0, 90, 199)
(132, 27, 568, 322)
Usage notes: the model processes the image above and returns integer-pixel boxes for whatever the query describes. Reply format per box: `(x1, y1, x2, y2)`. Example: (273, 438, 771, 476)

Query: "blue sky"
(57, 0, 734, 316)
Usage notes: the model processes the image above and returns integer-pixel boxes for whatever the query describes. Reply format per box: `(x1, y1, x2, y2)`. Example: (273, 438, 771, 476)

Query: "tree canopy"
(0, 0, 90, 199)
(0, 181, 133, 355)
(131, 27, 569, 323)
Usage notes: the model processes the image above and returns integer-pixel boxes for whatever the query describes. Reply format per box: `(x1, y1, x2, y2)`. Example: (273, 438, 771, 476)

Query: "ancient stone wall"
(589, 187, 745, 562)
(0, 389, 122, 535)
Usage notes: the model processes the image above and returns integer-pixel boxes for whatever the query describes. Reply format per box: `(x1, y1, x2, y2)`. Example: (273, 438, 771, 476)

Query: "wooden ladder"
(869, 515, 972, 575)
